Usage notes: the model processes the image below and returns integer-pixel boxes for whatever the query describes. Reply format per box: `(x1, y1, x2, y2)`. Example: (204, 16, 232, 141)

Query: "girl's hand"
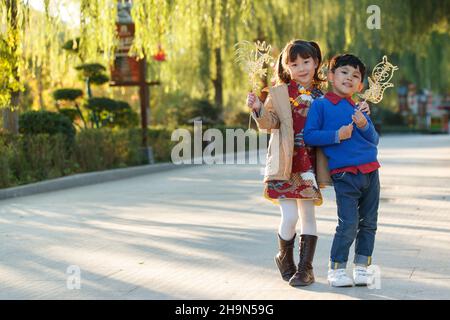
(358, 101, 371, 115)
(246, 92, 261, 112)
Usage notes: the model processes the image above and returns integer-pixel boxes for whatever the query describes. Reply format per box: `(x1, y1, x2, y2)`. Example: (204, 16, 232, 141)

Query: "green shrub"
(167, 98, 222, 126)
(86, 98, 138, 129)
(0, 133, 72, 187)
(18, 110, 76, 147)
(21, 134, 71, 181)
(53, 88, 83, 101)
(147, 126, 178, 162)
(380, 108, 405, 126)
(0, 137, 15, 188)
(74, 128, 144, 172)
(58, 108, 80, 123)
(0, 125, 265, 189)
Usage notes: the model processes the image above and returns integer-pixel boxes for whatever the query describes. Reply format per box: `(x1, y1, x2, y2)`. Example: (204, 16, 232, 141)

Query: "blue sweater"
(304, 96, 379, 170)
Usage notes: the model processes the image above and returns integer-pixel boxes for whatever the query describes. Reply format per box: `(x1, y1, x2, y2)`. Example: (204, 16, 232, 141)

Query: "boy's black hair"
(329, 54, 366, 82)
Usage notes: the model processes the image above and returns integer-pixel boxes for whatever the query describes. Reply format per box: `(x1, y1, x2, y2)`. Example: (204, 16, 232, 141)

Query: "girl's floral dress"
(263, 80, 323, 206)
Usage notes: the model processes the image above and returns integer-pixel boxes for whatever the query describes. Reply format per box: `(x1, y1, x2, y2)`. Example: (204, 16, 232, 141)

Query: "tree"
(1, 0, 449, 132)
(85, 97, 138, 129)
(1, 0, 23, 133)
(53, 88, 87, 128)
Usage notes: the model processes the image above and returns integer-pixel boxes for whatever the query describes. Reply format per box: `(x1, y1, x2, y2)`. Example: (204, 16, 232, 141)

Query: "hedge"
(0, 125, 264, 189)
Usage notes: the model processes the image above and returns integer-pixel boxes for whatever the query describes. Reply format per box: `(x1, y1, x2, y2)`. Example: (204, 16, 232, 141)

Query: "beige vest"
(259, 84, 332, 187)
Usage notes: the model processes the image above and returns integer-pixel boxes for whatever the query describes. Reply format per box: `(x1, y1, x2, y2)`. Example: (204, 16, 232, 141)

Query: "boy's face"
(328, 65, 364, 97)
(286, 55, 317, 88)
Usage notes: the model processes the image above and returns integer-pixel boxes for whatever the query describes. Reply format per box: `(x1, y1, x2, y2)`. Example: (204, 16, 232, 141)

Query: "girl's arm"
(358, 101, 371, 115)
(251, 95, 280, 130)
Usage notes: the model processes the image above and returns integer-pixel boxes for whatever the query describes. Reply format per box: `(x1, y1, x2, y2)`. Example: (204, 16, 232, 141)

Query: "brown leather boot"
(274, 234, 297, 281)
(289, 234, 318, 287)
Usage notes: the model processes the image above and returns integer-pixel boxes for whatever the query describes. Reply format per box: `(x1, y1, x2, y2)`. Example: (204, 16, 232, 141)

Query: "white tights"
(278, 199, 317, 240)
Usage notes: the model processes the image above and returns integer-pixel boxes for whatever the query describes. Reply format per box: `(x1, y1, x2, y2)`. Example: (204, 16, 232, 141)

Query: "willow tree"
(129, 0, 251, 121)
(1, 0, 449, 132)
(1, 0, 71, 110)
(0, 0, 118, 127)
(186, 0, 251, 121)
(332, 0, 450, 93)
(0, 0, 26, 133)
(78, 0, 117, 64)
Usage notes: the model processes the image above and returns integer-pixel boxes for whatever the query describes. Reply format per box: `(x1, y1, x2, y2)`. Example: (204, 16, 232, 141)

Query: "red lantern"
(153, 45, 166, 62)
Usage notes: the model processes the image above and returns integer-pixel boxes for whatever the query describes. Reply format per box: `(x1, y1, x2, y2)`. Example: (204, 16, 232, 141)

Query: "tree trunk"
(37, 66, 45, 110)
(85, 77, 98, 128)
(2, 102, 19, 134)
(3, 0, 20, 134)
(212, 47, 223, 123)
(86, 77, 92, 99)
(74, 102, 88, 128)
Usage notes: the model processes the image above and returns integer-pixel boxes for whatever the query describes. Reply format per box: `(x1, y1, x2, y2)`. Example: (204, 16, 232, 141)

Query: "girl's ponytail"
(308, 41, 326, 85)
(308, 41, 322, 66)
(275, 47, 291, 84)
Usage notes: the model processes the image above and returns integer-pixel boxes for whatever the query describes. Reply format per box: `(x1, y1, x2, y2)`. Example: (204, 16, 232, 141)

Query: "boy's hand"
(352, 110, 368, 128)
(357, 101, 371, 115)
(246, 92, 261, 112)
(338, 124, 353, 141)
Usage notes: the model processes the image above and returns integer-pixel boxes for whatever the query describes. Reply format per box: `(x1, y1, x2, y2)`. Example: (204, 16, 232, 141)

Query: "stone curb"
(0, 162, 190, 201)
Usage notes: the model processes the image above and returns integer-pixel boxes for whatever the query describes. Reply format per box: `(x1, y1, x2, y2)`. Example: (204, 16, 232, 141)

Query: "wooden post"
(138, 58, 154, 164)
(112, 0, 157, 164)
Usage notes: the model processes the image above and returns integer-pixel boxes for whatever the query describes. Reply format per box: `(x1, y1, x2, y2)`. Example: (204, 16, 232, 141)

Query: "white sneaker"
(353, 265, 369, 286)
(327, 269, 354, 287)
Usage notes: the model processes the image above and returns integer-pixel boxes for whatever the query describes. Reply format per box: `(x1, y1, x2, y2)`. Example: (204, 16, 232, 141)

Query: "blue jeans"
(329, 169, 380, 270)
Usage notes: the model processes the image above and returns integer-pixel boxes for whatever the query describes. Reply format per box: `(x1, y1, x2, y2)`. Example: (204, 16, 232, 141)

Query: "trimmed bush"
(0, 125, 266, 189)
(58, 108, 80, 123)
(53, 88, 83, 101)
(0, 133, 72, 187)
(18, 110, 76, 147)
(74, 128, 143, 172)
(86, 98, 139, 128)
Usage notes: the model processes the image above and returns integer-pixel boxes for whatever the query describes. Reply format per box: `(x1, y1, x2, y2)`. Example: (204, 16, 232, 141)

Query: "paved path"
(0, 134, 449, 299)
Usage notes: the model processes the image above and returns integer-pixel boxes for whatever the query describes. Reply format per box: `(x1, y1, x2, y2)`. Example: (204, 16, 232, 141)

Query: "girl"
(246, 40, 370, 287)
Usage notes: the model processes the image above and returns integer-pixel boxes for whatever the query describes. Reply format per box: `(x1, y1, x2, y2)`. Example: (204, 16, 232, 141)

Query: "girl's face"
(286, 55, 317, 88)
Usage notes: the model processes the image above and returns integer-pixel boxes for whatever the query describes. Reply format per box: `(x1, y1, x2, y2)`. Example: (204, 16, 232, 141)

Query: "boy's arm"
(356, 114, 379, 145)
(304, 100, 340, 146)
(251, 95, 280, 130)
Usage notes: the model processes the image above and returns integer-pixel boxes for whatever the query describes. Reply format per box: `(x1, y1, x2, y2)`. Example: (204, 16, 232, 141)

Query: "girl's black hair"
(274, 39, 325, 85)
(329, 54, 366, 82)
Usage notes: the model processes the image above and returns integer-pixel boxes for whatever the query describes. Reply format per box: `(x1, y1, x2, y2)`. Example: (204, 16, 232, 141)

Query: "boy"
(304, 54, 380, 287)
